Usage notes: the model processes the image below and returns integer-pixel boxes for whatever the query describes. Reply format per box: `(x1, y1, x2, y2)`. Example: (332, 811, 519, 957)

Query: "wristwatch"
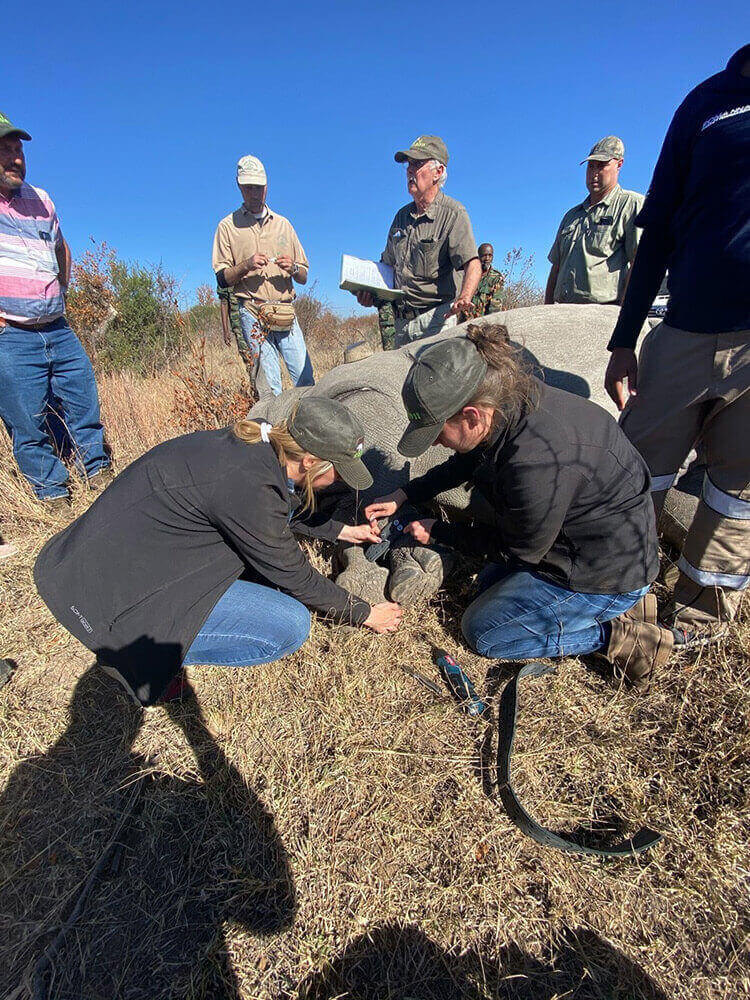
(291, 262, 299, 277)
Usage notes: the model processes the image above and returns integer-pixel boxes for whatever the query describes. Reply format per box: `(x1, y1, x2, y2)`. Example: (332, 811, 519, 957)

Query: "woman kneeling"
(366, 325, 672, 689)
(35, 397, 401, 707)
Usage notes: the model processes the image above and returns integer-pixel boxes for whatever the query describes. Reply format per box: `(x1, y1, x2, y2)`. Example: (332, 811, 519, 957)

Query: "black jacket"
(404, 382, 659, 594)
(34, 428, 370, 700)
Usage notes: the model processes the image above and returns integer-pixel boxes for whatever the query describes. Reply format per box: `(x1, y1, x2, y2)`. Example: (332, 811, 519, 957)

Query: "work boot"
(606, 615, 674, 692)
(88, 466, 116, 493)
(387, 543, 455, 605)
(622, 592, 658, 625)
(40, 495, 73, 522)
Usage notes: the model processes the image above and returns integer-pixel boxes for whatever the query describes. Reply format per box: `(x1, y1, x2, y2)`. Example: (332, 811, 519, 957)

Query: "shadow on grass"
(296, 921, 669, 1000)
(0, 659, 296, 999)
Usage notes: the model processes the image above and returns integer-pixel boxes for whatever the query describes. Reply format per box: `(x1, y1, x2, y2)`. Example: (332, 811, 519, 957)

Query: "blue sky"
(6, 2, 747, 314)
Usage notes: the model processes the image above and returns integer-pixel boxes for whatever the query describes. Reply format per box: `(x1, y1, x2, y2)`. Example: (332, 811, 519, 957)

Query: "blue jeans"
(183, 579, 311, 666)
(239, 307, 314, 396)
(0, 318, 109, 499)
(461, 565, 650, 661)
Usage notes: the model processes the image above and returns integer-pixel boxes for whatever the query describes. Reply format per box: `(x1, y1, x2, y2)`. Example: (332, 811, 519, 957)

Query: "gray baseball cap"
(397, 338, 488, 457)
(288, 397, 373, 490)
(581, 135, 625, 164)
(0, 112, 31, 141)
(394, 135, 449, 166)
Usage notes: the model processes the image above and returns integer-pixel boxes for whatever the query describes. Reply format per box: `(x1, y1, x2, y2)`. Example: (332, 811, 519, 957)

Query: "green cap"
(0, 112, 31, 142)
(398, 338, 488, 457)
(394, 135, 449, 166)
(288, 397, 373, 490)
(581, 135, 624, 164)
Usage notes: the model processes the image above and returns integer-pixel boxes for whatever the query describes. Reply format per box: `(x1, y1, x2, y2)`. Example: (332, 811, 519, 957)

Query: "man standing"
(213, 155, 314, 397)
(0, 113, 110, 509)
(545, 136, 643, 306)
(462, 243, 505, 319)
(356, 136, 480, 347)
(605, 45, 750, 640)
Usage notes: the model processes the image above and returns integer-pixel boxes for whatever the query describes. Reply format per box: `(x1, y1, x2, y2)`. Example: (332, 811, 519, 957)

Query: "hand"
(604, 348, 638, 411)
(244, 252, 269, 272)
(222, 328, 232, 347)
(363, 601, 403, 633)
(338, 523, 382, 545)
(364, 489, 407, 523)
(356, 290, 375, 308)
(404, 518, 435, 545)
(449, 294, 473, 316)
(276, 255, 294, 273)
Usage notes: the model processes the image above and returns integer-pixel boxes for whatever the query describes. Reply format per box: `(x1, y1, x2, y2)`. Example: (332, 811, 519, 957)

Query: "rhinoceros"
(249, 304, 697, 605)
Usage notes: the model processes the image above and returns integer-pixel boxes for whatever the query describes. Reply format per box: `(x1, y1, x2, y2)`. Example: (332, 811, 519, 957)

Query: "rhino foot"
(335, 544, 389, 606)
(387, 543, 455, 605)
(660, 488, 699, 551)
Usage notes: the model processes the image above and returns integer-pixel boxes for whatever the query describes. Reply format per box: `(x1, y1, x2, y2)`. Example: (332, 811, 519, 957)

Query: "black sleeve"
(431, 519, 510, 562)
(608, 99, 693, 350)
(208, 474, 370, 625)
(291, 510, 345, 543)
(403, 449, 482, 505)
(216, 268, 229, 289)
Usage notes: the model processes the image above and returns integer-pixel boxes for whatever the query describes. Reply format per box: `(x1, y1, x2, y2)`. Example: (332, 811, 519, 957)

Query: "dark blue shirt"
(610, 45, 750, 348)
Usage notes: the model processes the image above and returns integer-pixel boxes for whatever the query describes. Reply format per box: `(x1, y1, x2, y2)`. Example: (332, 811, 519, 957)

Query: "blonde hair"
(464, 323, 539, 433)
(233, 412, 330, 513)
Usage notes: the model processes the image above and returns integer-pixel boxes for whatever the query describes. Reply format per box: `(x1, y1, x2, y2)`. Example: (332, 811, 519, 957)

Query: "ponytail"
(464, 323, 538, 431)
(233, 411, 329, 513)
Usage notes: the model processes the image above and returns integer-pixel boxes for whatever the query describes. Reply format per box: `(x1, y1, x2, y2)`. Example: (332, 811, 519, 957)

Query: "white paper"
(339, 254, 404, 300)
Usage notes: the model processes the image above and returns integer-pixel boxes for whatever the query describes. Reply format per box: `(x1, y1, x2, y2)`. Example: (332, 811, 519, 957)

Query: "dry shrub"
(500, 248, 544, 309)
(172, 337, 251, 433)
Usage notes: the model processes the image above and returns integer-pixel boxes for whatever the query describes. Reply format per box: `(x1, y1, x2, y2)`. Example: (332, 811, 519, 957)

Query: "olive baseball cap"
(398, 338, 488, 457)
(581, 135, 625, 164)
(0, 112, 31, 141)
(288, 397, 373, 490)
(237, 154, 267, 185)
(394, 135, 449, 166)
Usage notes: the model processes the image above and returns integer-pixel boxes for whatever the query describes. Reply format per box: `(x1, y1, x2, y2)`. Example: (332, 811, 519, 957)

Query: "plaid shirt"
(0, 182, 65, 323)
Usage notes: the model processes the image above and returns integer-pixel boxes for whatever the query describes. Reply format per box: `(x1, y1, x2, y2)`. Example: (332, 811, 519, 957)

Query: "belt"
(393, 301, 449, 322)
(0, 315, 62, 332)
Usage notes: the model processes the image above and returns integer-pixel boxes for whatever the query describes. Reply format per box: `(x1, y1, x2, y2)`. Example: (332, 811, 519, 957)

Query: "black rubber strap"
(496, 661, 663, 857)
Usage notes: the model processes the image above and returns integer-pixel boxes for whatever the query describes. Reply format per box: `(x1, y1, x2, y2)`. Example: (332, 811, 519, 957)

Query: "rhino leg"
(387, 542, 455, 605)
(659, 488, 699, 552)
(335, 544, 389, 606)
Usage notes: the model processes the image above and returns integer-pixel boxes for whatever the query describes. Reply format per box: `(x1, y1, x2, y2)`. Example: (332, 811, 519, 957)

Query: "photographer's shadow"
(0, 652, 296, 999)
(296, 921, 669, 999)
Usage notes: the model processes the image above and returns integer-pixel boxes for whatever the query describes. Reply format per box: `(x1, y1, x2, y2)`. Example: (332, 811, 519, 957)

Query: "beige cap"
(237, 155, 267, 185)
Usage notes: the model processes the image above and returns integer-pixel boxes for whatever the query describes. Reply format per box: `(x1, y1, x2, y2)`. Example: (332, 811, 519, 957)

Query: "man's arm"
(544, 263, 559, 304)
(56, 238, 72, 290)
(452, 256, 481, 315)
(277, 226, 309, 285)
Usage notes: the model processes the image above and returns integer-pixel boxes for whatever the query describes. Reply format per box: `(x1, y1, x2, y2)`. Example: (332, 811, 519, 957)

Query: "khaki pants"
(620, 323, 750, 626)
(393, 301, 458, 348)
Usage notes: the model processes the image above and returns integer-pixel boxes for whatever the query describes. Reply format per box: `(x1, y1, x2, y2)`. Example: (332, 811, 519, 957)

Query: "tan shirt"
(212, 205, 309, 304)
(381, 190, 478, 311)
(548, 185, 644, 304)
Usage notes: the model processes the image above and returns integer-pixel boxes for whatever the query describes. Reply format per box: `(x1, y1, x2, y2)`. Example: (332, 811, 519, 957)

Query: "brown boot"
(606, 615, 674, 692)
(622, 592, 658, 625)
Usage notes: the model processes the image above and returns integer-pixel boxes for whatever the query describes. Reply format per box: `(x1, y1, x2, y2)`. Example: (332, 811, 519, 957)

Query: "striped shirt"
(0, 182, 65, 323)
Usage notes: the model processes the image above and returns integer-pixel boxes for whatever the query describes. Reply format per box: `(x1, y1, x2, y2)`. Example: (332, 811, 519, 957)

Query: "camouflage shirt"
(463, 267, 505, 319)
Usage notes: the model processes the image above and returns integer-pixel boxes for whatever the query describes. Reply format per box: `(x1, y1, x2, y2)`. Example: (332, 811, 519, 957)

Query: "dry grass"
(1, 341, 748, 1000)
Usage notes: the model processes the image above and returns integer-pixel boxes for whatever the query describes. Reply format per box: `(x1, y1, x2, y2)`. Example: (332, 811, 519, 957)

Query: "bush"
(66, 240, 187, 375)
(499, 248, 544, 309)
